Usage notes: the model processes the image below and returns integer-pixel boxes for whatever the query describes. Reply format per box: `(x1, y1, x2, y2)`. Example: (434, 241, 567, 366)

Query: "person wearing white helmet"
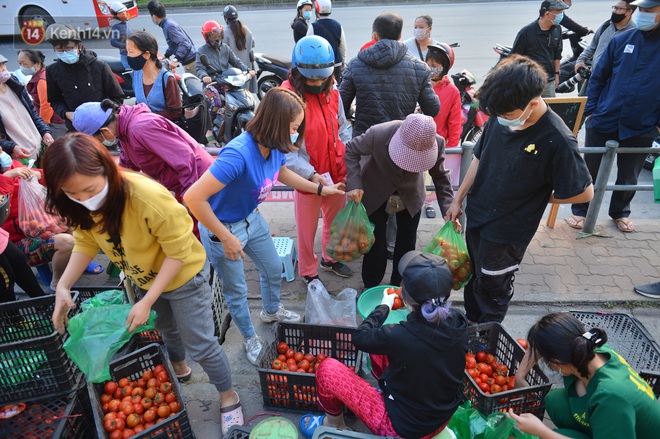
(283, 35, 352, 284)
(109, 1, 132, 70)
(292, 0, 314, 42)
(306, 0, 346, 83)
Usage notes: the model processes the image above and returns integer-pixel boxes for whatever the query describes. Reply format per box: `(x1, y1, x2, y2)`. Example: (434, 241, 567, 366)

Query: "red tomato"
(134, 425, 145, 434)
(271, 359, 283, 370)
(153, 392, 165, 405)
(298, 359, 310, 371)
(136, 378, 147, 388)
(104, 412, 117, 423)
(468, 368, 479, 378)
(479, 373, 489, 383)
(277, 354, 287, 362)
(141, 397, 153, 410)
(277, 342, 288, 354)
(145, 387, 157, 400)
(113, 388, 123, 400)
(157, 371, 169, 383)
(147, 378, 158, 389)
(159, 382, 172, 394)
(110, 431, 123, 439)
(126, 413, 141, 428)
(122, 429, 135, 439)
(104, 419, 118, 432)
(169, 401, 180, 413)
(286, 358, 297, 368)
(121, 386, 134, 397)
(143, 410, 156, 422)
(508, 376, 516, 389)
(393, 297, 404, 310)
(465, 357, 477, 369)
(494, 375, 507, 386)
(317, 354, 326, 363)
(153, 364, 165, 375)
(485, 354, 496, 365)
(121, 401, 134, 415)
(478, 382, 490, 393)
(477, 363, 493, 377)
(517, 338, 528, 350)
(101, 393, 113, 404)
(108, 399, 121, 413)
(104, 381, 118, 395)
(285, 348, 295, 359)
(133, 403, 144, 415)
(131, 387, 144, 397)
(165, 393, 176, 403)
(142, 370, 154, 381)
(118, 378, 130, 388)
(293, 352, 304, 362)
(304, 354, 315, 363)
(476, 351, 487, 363)
(157, 405, 171, 418)
(490, 384, 502, 394)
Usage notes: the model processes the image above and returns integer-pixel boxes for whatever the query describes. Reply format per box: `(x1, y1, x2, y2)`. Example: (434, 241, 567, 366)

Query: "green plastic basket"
(357, 286, 409, 325)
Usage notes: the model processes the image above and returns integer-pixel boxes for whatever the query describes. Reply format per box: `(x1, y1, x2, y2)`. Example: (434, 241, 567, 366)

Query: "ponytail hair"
(228, 20, 247, 51)
(93, 99, 121, 135)
(401, 288, 452, 326)
(527, 313, 608, 379)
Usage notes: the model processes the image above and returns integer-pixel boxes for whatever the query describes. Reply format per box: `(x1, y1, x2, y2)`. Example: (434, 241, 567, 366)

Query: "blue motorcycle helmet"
(291, 35, 335, 80)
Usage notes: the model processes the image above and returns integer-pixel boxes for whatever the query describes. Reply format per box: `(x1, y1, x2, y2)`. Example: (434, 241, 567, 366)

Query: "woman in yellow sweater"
(46, 133, 243, 434)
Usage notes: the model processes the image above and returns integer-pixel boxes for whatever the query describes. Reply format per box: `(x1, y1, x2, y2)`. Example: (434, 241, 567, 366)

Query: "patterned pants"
(316, 356, 447, 438)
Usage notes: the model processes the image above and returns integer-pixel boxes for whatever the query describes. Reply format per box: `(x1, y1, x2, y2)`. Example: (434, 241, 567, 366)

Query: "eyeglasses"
(53, 45, 78, 53)
(612, 5, 629, 12)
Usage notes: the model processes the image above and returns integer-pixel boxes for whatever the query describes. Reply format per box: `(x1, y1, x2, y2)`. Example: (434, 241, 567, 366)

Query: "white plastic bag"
(305, 279, 357, 327)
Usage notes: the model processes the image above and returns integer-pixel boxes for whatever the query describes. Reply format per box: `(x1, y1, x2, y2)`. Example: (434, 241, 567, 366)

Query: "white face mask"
(67, 180, 109, 211)
(101, 130, 119, 148)
(413, 28, 428, 41)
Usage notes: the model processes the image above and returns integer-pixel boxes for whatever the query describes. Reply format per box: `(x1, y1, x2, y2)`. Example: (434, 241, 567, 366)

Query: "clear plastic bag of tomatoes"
(63, 304, 156, 383)
(326, 201, 375, 263)
(17, 175, 68, 239)
(423, 222, 473, 290)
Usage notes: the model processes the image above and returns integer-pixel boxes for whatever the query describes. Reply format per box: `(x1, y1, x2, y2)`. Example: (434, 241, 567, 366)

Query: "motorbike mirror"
(200, 54, 211, 68)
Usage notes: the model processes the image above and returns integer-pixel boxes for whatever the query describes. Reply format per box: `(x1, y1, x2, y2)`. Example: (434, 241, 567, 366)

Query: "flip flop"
(614, 217, 635, 233)
(221, 393, 244, 435)
(566, 215, 584, 230)
(299, 414, 325, 439)
(176, 367, 192, 382)
(85, 261, 104, 274)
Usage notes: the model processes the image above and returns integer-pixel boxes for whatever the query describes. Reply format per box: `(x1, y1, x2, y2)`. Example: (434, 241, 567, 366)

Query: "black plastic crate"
(463, 322, 551, 419)
(0, 378, 91, 439)
(88, 343, 194, 439)
(224, 425, 251, 439)
(0, 294, 82, 405)
(256, 322, 361, 413)
(73, 271, 226, 347)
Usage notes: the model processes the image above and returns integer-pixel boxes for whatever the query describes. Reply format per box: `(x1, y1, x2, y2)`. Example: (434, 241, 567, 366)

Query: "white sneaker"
(243, 335, 263, 366)
(259, 304, 302, 323)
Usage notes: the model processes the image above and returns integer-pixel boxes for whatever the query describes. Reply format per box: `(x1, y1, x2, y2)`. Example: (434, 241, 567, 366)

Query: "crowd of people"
(1, 0, 659, 436)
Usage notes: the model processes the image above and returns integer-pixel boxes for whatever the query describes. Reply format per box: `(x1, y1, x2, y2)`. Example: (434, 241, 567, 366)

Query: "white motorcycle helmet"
(315, 0, 332, 15)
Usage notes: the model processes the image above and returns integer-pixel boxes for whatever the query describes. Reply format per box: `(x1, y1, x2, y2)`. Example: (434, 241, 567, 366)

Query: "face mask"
(127, 54, 147, 70)
(67, 180, 109, 211)
(152, 17, 158, 25)
(304, 79, 328, 95)
(550, 12, 564, 26)
(101, 130, 119, 148)
(302, 10, 313, 20)
(0, 151, 12, 169)
(290, 132, 299, 144)
(610, 12, 626, 23)
(20, 66, 37, 76)
(430, 66, 444, 81)
(209, 40, 221, 48)
(413, 28, 428, 41)
(636, 11, 659, 31)
(57, 50, 79, 64)
(0, 70, 10, 83)
(497, 101, 533, 127)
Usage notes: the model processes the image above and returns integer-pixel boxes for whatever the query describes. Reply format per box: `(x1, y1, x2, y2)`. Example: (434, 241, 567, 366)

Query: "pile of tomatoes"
(18, 215, 68, 240)
(384, 287, 404, 310)
(270, 342, 332, 374)
(99, 364, 180, 438)
(465, 350, 516, 395)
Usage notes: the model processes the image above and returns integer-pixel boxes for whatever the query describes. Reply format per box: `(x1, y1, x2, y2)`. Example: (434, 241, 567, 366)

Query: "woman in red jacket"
(426, 43, 461, 149)
(282, 36, 352, 284)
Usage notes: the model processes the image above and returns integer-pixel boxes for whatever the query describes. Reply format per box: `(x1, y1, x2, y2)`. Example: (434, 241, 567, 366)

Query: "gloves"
(381, 290, 395, 311)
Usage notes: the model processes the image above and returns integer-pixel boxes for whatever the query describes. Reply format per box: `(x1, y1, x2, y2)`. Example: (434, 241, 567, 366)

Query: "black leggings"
(0, 241, 46, 303)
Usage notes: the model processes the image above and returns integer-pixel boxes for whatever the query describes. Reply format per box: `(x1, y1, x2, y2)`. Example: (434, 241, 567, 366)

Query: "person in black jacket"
(300, 251, 467, 439)
(45, 23, 124, 131)
(0, 54, 53, 160)
(339, 11, 439, 139)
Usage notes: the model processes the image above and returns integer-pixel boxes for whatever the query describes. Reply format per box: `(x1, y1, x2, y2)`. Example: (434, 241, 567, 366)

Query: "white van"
(0, 1, 138, 37)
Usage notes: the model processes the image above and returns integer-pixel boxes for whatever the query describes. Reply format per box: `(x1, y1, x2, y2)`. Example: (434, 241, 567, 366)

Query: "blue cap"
(73, 102, 112, 135)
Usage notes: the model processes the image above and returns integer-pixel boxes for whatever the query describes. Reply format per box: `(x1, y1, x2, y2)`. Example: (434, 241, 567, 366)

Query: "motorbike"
(451, 69, 489, 144)
(99, 55, 135, 99)
(493, 31, 590, 94)
(200, 54, 256, 145)
(254, 53, 291, 100)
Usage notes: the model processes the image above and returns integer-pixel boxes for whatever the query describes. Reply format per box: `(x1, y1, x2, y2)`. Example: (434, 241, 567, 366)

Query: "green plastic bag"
(447, 402, 540, 439)
(423, 222, 473, 290)
(326, 201, 375, 263)
(63, 304, 155, 382)
(80, 289, 125, 311)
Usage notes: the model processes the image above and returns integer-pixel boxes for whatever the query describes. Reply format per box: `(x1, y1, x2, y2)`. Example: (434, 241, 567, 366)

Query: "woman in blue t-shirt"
(185, 87, 345, 365)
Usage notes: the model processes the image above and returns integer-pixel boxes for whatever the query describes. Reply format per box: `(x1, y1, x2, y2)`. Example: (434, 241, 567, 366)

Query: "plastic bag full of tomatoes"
(326, 201, 375, 263)
(423, 222, 473, 290)
(18, 175, 68, 240)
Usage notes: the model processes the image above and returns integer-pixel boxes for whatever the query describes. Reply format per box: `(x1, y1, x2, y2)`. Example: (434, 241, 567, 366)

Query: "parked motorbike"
(451, 69, 489, 144)
(254, 53, 291, 100)
(99, 55, 135, 99)
(493, 31, 590, 94)
(200, 54, 256, 145)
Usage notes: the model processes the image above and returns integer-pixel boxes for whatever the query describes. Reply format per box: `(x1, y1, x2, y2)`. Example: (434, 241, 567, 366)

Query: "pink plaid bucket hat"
(388, 114, 438, 173)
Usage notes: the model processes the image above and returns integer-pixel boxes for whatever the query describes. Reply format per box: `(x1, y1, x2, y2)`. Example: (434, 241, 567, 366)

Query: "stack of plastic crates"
(571, 310, 660, 397)
(0, 294, 92, 438)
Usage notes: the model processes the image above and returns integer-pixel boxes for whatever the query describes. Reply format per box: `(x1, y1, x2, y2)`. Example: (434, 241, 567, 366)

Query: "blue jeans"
(199, 209, 282, 338)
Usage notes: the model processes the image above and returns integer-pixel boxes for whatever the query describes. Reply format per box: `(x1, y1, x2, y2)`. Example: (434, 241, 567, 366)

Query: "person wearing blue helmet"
(283, 35, 352, 285)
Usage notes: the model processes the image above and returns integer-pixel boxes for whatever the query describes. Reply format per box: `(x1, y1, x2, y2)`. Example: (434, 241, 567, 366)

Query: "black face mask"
(127, 54, 147, 70)
(611, 12, 627, 23)
(304, 79, 328, 95)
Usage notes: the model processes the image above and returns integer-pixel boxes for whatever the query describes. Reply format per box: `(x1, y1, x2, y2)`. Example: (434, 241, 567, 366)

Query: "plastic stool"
(35, 264, 53, 286)
(272, 236, 297, 282)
